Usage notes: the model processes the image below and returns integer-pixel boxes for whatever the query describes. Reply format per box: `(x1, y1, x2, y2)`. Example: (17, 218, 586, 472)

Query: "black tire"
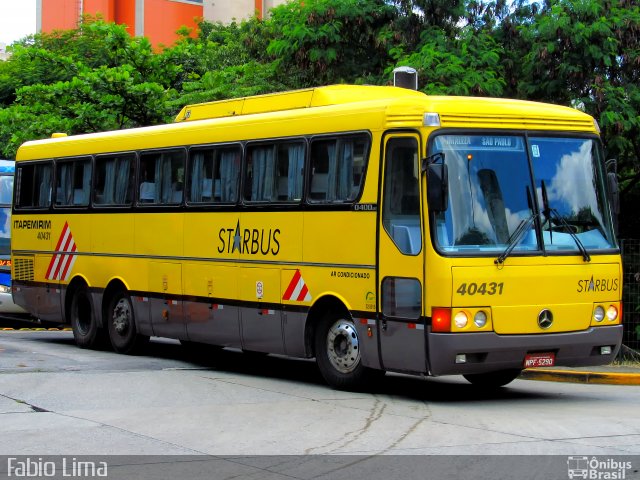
(463, 369, 522, 388)
(106, 289, 149, 354)
(314, 311, 380, 390)
(70, 285, 104, 349)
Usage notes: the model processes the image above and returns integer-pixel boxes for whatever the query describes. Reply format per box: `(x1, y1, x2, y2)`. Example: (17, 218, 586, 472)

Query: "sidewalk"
(520, 364, 640, 386)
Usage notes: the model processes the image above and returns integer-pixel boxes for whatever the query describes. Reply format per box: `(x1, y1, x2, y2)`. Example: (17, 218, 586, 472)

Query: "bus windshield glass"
(431, 134, 616, 255)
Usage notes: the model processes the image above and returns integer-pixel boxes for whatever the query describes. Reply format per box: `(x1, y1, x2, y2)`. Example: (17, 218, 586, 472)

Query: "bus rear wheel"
(315, 312, 378, 390)
(106, 289, 148, 354)
(70, 285, 103, 349)
(463, 369, 522, 388)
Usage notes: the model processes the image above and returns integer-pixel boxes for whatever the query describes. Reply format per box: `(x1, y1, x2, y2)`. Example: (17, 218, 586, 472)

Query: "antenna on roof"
(393, 66, 418, 90)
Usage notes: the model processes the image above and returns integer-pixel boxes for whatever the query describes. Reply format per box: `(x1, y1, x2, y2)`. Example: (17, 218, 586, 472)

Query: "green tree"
(267, 0, 397, 86)
(392, 26, 506, 96)
(515, 0, 640, 236)
(0, 19, 178, 158)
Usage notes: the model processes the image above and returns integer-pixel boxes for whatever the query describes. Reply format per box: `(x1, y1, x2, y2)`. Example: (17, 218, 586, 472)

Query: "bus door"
(377, 134, 426, 373)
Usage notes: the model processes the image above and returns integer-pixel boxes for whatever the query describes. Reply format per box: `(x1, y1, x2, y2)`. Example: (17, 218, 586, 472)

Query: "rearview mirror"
(606, 159, 619, 235)
(426, 163, 448, 212)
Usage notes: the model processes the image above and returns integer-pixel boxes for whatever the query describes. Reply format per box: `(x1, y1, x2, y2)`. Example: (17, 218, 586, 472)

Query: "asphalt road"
(1, 330, 640, 458)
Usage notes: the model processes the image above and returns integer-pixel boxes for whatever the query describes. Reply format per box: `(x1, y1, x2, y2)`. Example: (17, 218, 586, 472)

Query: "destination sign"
(434, 135, 524, 152)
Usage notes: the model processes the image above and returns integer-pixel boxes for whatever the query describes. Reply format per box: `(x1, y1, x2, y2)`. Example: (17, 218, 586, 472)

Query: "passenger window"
(15, 162, 53, 209)
(188, 145, 241, 203)
(244, 142, 305, 202)
(55, 157, 92, 207)
(94, 154, 134, 206)
(138, 149, 185, 205)
(382, 137, 421, 255)
(309, 134, 369, 203)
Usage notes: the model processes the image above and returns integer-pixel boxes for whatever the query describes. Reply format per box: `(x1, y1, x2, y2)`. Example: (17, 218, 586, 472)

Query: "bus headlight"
(606, 305, 619, 322)
(593, 306, 605, 322)
(454, 311, 468, 329)
(474, 310, 488, 328)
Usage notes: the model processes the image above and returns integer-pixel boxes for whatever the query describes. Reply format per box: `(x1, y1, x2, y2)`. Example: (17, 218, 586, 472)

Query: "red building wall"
(41, 0, 81, 32)
(40, 0, 202, 47)
(143, 0, 202, 47)
(114, 0, 136, 38)
(85, 0, 115, 21)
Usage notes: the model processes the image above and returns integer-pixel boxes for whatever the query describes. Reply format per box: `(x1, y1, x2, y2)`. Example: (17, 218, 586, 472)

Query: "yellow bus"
(11, 85, 623, 389)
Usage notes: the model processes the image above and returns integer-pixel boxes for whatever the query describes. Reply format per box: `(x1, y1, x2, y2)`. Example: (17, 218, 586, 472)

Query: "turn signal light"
(432, 307, 451, 332)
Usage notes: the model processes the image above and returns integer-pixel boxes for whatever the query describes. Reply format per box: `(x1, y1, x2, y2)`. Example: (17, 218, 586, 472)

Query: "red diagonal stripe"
(51, 227, 74, 280)
(53, 222, 69, 251)
(283, 270, 301, 301)
(52, 234, 74, 280)
(296, 283, 309, 302)
(45, 223, 70, 279)
(45, 254, 60, 280)
(59, 243, 77, 281)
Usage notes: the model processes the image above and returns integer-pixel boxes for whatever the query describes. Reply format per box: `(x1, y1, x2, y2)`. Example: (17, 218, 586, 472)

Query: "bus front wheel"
(106, 289, 149, 354)
(70, 285, 103, 349)
(315, 312, 378, 390)
(463, 369, 522, 388)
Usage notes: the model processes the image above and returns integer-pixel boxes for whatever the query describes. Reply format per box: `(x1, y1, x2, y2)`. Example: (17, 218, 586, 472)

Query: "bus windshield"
(431, 134, 617, 255)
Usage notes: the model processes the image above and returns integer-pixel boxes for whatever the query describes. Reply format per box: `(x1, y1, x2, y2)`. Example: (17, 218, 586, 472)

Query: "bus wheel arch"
(306, 295, 380, 390)
(304, 295, 350, 358)
(66, 276, 103, 349)
(102, 281, 148, 354)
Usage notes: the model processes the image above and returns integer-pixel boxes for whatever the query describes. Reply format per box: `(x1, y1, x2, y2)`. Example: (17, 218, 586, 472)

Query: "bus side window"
(15, 162, 52, 209)
(245, 142, 304, 203)
(139, 149, 185, 205)
(309, 134, 369, 203)
(55, 157, 91, 207)
(94, 154, 134, 206)
(188, 145, 241, 204)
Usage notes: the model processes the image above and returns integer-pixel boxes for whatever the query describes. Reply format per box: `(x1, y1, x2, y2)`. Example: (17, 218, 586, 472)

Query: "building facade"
(204, 0, 288, 24)
(37, 0, 289, 47)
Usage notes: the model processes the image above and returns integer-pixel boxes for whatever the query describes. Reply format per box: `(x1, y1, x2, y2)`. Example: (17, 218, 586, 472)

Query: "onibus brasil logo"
(567, 457, 633, 479)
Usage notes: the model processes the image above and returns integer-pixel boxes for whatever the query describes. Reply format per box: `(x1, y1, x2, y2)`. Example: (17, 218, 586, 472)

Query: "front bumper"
(428, 325, 623, 376)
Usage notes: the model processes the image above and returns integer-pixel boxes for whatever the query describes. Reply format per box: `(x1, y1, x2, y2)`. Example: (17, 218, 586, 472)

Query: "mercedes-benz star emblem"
(538, 309, 554, 329)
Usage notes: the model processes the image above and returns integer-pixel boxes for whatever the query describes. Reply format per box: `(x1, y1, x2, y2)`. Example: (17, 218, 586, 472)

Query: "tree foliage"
(0, 0, 639, 235)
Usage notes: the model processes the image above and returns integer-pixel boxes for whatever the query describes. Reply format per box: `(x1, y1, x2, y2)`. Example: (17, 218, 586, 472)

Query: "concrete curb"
(520, 368, 640, 386)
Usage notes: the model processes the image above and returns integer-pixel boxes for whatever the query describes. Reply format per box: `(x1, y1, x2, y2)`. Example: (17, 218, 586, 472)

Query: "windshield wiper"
(541, 181, 591, 262)
(495, 186, 537, 265)
(495, 212, 536, 265)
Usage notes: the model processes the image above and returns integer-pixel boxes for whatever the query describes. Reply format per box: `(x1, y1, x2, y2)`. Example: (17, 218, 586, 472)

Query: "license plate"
(524, 352, 555, 368)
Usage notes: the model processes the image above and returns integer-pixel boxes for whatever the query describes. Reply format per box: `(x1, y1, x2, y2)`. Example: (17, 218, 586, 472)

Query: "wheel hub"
(112, 298, 131, 335)
(326, 319, 360, 373)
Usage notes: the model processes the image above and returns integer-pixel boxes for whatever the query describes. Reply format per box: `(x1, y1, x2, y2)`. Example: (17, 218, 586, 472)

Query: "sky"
(0, 0, 36, 47)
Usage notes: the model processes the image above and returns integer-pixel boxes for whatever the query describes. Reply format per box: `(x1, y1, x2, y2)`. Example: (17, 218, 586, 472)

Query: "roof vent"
(393, 66, 418, 90)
